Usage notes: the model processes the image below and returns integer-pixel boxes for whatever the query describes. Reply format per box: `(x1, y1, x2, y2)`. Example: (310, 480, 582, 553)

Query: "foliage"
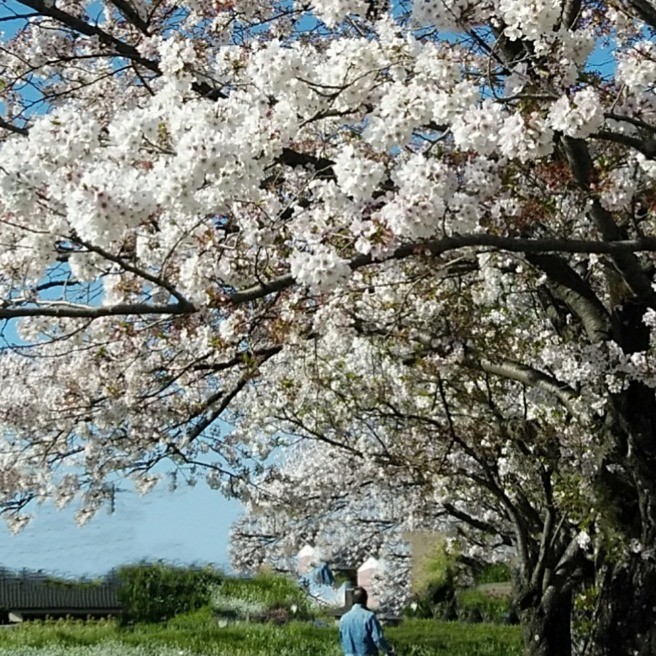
(455, 589, 514, 624)
(571, 584, 600, 651)
(475, 564, 513, 585)
(116, 563, 224, 624)
(211, 572, 315, 622)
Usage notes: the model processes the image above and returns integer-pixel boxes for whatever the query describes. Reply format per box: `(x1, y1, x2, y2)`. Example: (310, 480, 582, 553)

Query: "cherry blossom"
(0, 1, 656, 654)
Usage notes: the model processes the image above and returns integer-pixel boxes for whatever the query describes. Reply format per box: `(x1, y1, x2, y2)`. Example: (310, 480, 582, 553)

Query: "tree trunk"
(585, 366, 656, 655)
(587, 556, 656, 656)
(519, 591, 572, 656)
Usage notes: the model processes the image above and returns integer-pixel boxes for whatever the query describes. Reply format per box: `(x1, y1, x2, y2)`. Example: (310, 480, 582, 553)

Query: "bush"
(116, 563, 224, 624)
(411, 538, 458, 599)
(211, 592, 267, 622)
(474, 563, 512, 585)
(212, 572, 314, 621)
(405, 538, 460, 620)
(455, 588, 513, 624)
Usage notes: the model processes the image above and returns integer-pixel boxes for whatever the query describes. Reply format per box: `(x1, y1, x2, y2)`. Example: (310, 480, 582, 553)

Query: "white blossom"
(548, 87, 604, 138)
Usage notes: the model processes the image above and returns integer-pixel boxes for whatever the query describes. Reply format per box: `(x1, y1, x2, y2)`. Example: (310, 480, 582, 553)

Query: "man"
(339, 586, 394, 656)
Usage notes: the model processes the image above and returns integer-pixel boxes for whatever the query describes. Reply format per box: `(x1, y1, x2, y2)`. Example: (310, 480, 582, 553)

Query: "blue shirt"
(339, 604, 392, 656)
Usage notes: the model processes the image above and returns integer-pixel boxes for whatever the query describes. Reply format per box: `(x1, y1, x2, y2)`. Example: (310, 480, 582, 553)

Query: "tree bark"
(519, 591, 572, 656)
(587, 369, 656, 655)
(588, 556, 656, 656)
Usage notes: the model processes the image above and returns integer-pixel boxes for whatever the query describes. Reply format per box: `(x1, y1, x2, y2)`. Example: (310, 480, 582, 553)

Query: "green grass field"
(0, 610, 522, 656)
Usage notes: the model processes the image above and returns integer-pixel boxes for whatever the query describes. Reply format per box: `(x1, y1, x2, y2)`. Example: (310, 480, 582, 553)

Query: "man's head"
(352, 586, 368, 606)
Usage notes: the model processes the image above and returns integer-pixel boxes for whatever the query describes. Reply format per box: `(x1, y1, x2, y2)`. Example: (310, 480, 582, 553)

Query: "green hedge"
(116, 563, 224, 624)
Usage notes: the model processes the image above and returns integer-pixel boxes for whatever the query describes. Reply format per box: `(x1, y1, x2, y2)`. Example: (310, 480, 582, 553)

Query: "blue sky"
(0, 483, 243, 578)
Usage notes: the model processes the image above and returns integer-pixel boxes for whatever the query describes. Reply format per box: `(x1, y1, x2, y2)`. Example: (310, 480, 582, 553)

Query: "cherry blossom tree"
(1, 0, 656, 654)
(230, 328, 591, 655)
(228, 441, 419, 615)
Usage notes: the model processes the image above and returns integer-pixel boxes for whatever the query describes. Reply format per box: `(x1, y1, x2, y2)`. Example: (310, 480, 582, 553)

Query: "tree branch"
(107, 0, 150, 34)
(561, 0, 581, 29)
(229, 234, 656, 305)
(0, 301, 192, 319)
(74, 237, 196, 310)
(13, 0, 224, 104)
(443, 501, 513, 545)
(16, 0, 160, 74)
(594, 130, 656, 158)
(625, 0, 656, 28)
(561, 137, 656, 307)
(0, 117, 28, 136)
(476, 357, 579, 414)
(526, 253, 612, 343)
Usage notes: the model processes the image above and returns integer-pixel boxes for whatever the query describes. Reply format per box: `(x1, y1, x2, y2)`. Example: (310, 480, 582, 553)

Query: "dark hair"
(352, 586, 368, 606)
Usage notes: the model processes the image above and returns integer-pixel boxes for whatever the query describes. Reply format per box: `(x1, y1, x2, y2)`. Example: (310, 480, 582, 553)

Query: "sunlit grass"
(0, 613, 521, 656)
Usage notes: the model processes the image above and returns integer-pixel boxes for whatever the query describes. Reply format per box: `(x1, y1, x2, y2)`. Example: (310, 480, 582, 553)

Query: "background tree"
(230, 324, 591, 655)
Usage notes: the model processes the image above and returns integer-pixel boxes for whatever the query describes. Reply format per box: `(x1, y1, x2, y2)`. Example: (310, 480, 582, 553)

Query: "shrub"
(406, 536, 471, 619)
(211, 592, 267, 622)
(116, 563, 224, 624)
(212, 572, 314, 620)
(411, 537, 458, 598)
(455, 588, 513, 624)
(474, 563, 513, 585)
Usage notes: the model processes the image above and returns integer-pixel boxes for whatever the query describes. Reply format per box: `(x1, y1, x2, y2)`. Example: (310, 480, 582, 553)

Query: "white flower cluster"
(363, 81, 433, 151)
(157, 37, 198, 76)
(548, 88, 605, 138)
(617, 41, 656, 91)
(379, 154, 456, 239)
(599, 167, 638, 212)
(333, 144, 386, 203)
(289, 246, 352, 292)
(451, 100, 506, 155)
(412, 0, 491, 30)
(498, 0, 561, 42)
(309, 0, 369, 26)
(497, 111, 554, 162)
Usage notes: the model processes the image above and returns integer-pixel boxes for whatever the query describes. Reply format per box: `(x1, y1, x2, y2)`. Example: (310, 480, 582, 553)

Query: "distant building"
(297, 544, 317, 575)
(357, 557, 382, 609)
(0, 572, 121, 623)
(295, 547, 394, 617)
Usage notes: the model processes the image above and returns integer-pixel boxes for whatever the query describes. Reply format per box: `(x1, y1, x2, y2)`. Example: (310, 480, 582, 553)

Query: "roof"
(357, 557, 380, 572)
(297, 545, 316, 558)
(0, 575, 120, 611)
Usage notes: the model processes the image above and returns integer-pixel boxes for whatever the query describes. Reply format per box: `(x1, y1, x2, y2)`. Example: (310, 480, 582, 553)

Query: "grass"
(0, 613, 522, 656)
(455, 587, 514, 623)
(391, 619, 522, 655)
(211, 572, 317, 624)
(214, 572, 314, 613)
